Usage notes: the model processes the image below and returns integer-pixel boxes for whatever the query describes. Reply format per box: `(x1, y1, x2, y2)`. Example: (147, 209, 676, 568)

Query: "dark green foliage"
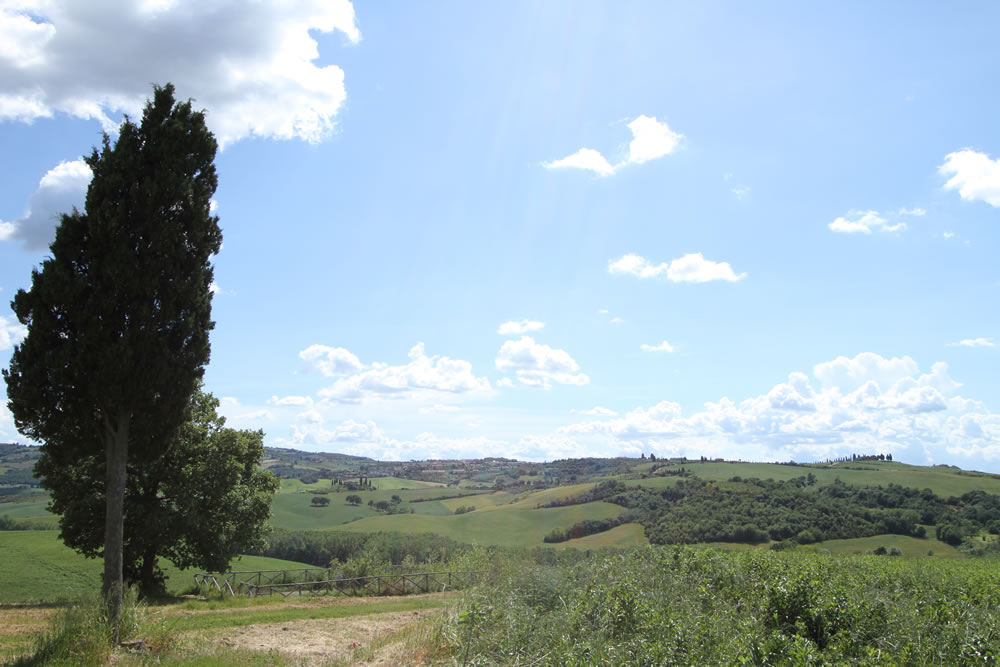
(4, 84, 221, 618)
(311, 496, 331, 507)
(554, 477, 1000, 547)
(937, 523, 965, 546)
(345, 494, 362, 505)
(35, 389, 278, 596)
(543, 515, 630, 543)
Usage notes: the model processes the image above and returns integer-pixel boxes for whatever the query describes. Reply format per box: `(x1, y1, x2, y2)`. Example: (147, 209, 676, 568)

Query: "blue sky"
(3, 1, 1000, 470)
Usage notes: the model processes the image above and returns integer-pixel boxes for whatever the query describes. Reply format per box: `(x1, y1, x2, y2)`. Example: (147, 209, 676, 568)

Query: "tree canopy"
(4, 84, 221, 629)
(36, 389, 279, 595)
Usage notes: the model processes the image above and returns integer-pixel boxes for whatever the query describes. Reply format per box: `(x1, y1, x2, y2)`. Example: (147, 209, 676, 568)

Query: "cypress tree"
(3, 84, 220, 638)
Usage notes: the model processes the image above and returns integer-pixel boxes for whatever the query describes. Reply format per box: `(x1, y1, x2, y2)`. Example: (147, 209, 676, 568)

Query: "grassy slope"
(813, 534, 964, 558)
(333, 501, 625, 547)
(653, 460, 1000, 497)
(554, 522, 648, 549)
(0, 531, 312, 604)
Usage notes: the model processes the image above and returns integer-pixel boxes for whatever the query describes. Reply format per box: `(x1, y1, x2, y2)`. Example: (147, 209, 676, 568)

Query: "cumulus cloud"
(559, 353, 1000, 464)
(299, 345, 362, 376)
(268, 395, 314, 407)
(0, 159, 91, 250)
(217, 396, 273, 426)
(640, 341, 674, 353)
(828, 210, 906, 234)
(940, 149, 1000, 207)
(274, 413, 505, 460)
(950, 338, 995, 348)
(0, 0, 359, 145)
(609, 252, 745, 283)
(624, 115, 683, 164)
(542, 148, 615, 176)
(498, 319, 545, 336)
(318, 343, 492, 404)
(495, 336, 589, 388)
(0, 314, 28, 351)
(543, 115, 682, 176)
(0, 403, 17, 439)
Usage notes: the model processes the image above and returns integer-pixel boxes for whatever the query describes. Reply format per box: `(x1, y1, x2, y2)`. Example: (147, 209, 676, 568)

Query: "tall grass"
(442, 546, 1000, 664)
(10, 588, 173, 665)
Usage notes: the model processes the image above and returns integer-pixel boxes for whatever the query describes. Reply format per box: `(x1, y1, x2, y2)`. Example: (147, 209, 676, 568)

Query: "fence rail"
(193, 569, 483, 598)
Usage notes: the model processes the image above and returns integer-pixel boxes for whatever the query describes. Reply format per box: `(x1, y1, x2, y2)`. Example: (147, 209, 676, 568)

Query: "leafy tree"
(3, 84, 220, 633)
(36, 390, 278, 595)
(345, 494, 362, 505)
(311, 496, 331, 507)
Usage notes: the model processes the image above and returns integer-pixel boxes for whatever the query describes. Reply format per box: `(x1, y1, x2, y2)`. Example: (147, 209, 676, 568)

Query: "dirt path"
(192, 609, 441, 666)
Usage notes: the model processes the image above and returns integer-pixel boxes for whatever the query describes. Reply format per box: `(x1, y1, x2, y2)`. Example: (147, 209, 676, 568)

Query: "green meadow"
(0, 531, 312, 604)
(334, 500, 625, 546)
(653, 460, 1000, 497)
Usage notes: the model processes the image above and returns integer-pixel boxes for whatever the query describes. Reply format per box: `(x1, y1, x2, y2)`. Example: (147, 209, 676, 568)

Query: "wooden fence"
(193, 569, 482, 598)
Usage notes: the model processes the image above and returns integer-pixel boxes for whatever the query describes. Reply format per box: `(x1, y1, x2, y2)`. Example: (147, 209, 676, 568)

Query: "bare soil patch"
(197, 608, 440, 665)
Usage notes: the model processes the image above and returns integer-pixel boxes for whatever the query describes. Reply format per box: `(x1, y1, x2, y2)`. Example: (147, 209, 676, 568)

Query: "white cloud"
(498, 319, 545, 336)
(943, 232, 955, 240)
(542, 148, 615, 176)
(496, 377, 514, 388)
(828, 210, 906, 234)
(898, 207, 926, 216)
(318, 343, 492, 403)
(609, 252, 746, 283)
(543, 115, 681, 176)
(0, 0, 360, 145)
(268, 395, 314, 407)
(610, 317, 625, 325)
(572, 406, 618, 417)
(0, 314, 28, 351)
(640, 341, 674, 353)
(731, 185, 751, 198)
(216, 396, 273, 426)
(299, 345, 362, 376)
(0, 159, 91, 250)
(274, 413, 505, 460)
(495, 336, 589, 388)
(625, 115, 683, 164)
(813, 353, 921, 393)
(940, 149, 1000, 207)
(950, 338, 995, 348)
(560, 353, 1000, 464)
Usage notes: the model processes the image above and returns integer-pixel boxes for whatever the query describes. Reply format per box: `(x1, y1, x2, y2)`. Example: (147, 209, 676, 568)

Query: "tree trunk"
(103, 412, 129, 643)
(140, 543, 158, 597)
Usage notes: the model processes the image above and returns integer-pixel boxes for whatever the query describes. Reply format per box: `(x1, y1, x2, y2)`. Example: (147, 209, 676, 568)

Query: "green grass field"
(812, 534, 964, 558)
(334, 500, 625, 546)
(653, 460, 1000, 497)
(0, 531, 313, 604)
(269, 484, 499, 530)
(554, 522, 648, 548)
(0, 493, 55, 524)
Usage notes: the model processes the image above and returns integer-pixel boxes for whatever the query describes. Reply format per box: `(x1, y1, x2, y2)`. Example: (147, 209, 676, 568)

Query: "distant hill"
(5, 442, 1000, 556)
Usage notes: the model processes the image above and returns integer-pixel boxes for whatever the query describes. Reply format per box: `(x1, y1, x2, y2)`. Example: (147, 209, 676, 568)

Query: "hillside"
(4, 444, 1000, 557)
